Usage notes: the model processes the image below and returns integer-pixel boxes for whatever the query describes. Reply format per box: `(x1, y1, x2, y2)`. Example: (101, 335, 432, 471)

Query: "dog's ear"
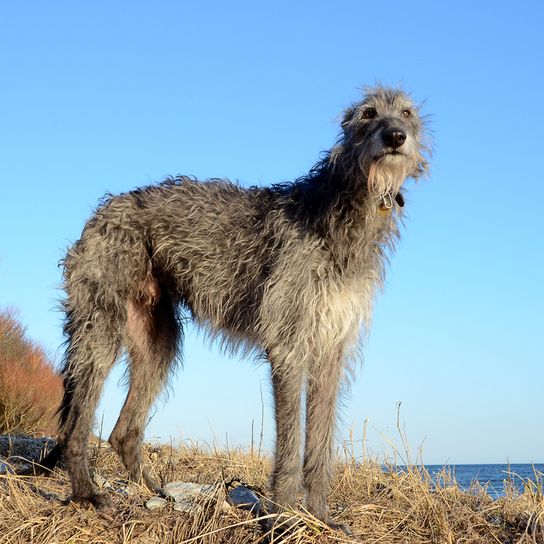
(340, 106, 358, 134)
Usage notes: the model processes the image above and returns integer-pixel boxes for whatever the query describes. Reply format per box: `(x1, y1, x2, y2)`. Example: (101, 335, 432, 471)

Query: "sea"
(419, 464, 544, 499)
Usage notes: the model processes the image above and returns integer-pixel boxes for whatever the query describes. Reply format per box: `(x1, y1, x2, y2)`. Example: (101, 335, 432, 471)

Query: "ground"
(0, 440, 542, 543)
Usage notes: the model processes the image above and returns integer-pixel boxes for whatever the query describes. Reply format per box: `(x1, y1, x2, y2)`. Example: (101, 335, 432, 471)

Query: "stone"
(173, 499, 203, 514)
(92, 472, 111, 490)
(145, 497, 168, 510)
(227, 485, 261, 515)
(163, 481, 216, 500)
(163, 481, 231, 512)
(0, 434, 56, 467)
(0, 462, 16, 474)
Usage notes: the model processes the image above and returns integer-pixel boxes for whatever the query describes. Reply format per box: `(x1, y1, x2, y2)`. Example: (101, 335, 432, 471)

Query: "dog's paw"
(65, 492, 115, 520)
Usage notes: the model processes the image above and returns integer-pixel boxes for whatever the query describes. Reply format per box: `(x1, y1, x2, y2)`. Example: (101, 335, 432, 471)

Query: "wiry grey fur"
(42, 86, 429, 528)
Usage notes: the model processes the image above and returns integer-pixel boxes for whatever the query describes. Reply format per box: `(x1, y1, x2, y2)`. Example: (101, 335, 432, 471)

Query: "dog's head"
(333, 86, 430, 200)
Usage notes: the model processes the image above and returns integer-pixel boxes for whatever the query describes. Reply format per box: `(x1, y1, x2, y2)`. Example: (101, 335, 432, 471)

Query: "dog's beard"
(330, 136, 419, 196)
(366, 157, 409, 199)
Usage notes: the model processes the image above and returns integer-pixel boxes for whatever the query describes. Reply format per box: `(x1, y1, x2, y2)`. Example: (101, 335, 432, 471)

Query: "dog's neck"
(285, 159, 405, 241)
(324, 153, 406, 213)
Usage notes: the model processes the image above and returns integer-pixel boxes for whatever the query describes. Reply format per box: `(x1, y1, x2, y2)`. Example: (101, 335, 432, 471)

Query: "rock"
(0, 462, 16, 474)
(114, 485, 132, 497)
(173, 499, 203, 514)
(92, 471, 111, 490)
(146, 497, 168, 510)
(90, 473, 132, 496)
(163, 481, 215, 500)
(227, 485, 261, 515)
(163, 481, 231, 513)
(146, 481, 261, 516)
(0, 435, 56, 466)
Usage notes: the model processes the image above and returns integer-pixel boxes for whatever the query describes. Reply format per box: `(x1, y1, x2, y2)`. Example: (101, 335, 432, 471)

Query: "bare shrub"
(0, 309, 62, 435)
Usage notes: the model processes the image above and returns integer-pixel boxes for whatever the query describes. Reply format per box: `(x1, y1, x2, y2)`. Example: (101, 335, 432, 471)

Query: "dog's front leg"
(269, 356, 304, 512)
(303, 351, 350, 533)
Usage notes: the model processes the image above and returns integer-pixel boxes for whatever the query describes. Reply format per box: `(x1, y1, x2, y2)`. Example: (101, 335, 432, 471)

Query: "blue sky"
(0, 0, 542, 464)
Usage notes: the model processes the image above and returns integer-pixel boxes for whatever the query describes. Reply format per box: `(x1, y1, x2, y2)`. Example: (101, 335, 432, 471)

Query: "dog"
(37, 85, 429, 531)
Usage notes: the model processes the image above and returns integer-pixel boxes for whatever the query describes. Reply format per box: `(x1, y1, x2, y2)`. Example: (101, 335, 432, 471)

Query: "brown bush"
(0, 309, 62, 435)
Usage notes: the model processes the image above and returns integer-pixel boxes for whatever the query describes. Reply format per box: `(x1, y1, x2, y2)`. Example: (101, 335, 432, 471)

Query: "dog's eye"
(362, 108, 377, 119)
(402, 109, 412, 118)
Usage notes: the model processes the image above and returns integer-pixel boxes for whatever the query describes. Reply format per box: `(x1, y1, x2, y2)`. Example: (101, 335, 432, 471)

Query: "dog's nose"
(382, 128, 407, 149)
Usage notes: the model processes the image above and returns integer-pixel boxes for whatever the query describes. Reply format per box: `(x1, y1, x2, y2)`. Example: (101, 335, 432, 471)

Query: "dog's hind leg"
(108, 281, 180, 492)
(58, 303, 122, 511)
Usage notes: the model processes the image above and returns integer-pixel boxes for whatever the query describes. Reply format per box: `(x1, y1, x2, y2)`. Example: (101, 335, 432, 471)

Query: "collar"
(378, 192, 405, 212)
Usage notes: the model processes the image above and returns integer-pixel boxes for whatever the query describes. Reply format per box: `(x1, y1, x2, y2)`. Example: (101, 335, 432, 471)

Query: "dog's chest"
(312, 278, 372, 349)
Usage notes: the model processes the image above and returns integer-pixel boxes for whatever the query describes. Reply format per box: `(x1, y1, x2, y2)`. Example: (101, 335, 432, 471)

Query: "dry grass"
(0, 441, 542, 544)
(0, 310, 62, 435)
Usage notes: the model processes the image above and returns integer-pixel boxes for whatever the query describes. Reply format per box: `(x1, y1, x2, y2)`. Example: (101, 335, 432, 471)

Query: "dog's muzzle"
(382, 127, 406, 149)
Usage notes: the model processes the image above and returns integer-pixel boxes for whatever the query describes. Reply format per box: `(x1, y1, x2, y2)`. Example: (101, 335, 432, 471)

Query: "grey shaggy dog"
(39, 85, 429, 530)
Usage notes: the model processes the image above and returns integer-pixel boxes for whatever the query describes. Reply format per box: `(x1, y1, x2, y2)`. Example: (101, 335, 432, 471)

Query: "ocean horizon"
(403, 463, 544, 499)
